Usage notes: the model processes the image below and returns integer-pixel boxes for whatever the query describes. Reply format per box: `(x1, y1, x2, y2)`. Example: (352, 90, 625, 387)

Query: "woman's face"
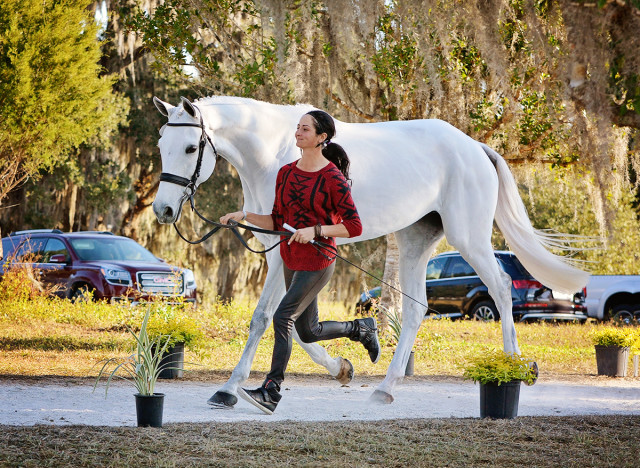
(295, 114, 326, 150)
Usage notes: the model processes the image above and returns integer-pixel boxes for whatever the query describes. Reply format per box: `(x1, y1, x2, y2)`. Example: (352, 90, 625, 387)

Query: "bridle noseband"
(159, 106, 219, 197)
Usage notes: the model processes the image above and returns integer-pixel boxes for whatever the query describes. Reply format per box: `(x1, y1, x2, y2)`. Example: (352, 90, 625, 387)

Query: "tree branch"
(324, 88, 376, 121)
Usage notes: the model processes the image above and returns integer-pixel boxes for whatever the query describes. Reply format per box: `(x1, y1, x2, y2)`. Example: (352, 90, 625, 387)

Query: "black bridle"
(159, 109, 219, 197)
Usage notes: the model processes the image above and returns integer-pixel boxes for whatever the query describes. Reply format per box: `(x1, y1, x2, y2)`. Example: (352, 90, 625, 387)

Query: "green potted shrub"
(463, 349, 537, 419)
(143, 302, 205, 379)
(94, 306, 173, 427)
(380, 305, 414, 376)
(590, 327, 633, 377)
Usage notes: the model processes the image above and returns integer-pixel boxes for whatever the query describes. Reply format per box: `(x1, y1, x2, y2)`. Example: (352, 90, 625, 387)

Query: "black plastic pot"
(158, 342, 185, 379)
(595, 345, 629, 377)
(405, 351, 415, 376)
(479, 381, 521, 419)
(135, 393, 164, 428)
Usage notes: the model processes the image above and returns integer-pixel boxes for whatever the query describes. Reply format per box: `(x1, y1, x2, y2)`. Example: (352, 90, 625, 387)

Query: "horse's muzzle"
(153, 202, 178, 224)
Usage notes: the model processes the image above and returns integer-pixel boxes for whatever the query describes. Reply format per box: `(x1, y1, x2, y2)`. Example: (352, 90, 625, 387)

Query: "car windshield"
(69, 237, 158, 262)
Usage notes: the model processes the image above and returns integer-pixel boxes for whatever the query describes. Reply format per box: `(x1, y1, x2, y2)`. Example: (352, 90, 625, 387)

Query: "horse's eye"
(186, 145, 198, 154)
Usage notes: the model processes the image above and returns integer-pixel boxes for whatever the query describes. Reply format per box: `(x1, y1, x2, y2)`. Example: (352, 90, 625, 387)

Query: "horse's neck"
(200, 98, 303, 211)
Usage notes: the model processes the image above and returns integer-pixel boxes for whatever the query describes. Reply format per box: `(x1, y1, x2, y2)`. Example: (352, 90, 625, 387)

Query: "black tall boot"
(351, 317, 381, 364)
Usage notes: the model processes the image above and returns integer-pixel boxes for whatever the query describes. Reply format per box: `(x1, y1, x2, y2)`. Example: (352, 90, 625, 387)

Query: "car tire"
(471, 300, 499, 322)
(71, 285, 95, 303)
(610, 303, 638, 325)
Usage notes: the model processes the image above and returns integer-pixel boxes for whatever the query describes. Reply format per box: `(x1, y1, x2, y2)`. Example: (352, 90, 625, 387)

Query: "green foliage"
(609, 54, 640, 116)
(94, 306, 173, 397)
(516, 166, 640, 274)
(379, 305, 402, 345)
(449, 37, 487, 83)
(589, 326, 634, 347)
(144, 303, 205, 350)
(0, 264, 51, 302)
(0, 0, 125, 200)
(462, 349, 537, 385)
(119, 0, 293, 99)
(372, 9, 423, 92)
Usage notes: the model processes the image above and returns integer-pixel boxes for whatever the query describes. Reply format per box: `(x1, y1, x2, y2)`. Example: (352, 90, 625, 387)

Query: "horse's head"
(152, 96, 218, 224)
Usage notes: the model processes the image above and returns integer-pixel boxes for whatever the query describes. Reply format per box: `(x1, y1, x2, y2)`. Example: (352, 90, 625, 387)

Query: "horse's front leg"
(207, 253, 285, 408)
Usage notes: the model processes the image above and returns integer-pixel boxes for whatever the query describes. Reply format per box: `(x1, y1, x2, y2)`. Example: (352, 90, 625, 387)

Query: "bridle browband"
(159, 107, 219, 197)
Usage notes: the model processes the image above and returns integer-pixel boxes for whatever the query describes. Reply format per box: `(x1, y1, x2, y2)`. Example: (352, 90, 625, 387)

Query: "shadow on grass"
(0, 337, 126, 352)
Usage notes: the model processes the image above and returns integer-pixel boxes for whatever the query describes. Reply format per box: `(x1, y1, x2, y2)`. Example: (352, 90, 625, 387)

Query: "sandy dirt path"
(2, 376, 639, 426)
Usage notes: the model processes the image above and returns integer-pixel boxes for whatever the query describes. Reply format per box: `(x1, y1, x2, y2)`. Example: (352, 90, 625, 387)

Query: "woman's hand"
(220, 211, 245, 225)
(288, 226, 316, 244)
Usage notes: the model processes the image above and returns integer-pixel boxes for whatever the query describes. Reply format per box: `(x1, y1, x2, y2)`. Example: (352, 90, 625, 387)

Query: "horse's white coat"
(152, 96, 589, 403)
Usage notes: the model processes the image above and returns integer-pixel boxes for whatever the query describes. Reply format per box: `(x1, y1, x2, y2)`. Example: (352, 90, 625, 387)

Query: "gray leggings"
(265, 263, 356, 386)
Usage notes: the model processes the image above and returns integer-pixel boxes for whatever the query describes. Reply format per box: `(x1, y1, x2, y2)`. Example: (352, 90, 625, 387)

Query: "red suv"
(0, 230, 197, 304)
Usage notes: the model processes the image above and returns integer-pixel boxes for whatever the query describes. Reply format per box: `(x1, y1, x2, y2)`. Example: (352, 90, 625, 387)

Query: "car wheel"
(611, 304, 637, 325)
(471, 301, 499, 322)
(355, 301, 371, 315)
(71, 285, 94, 303)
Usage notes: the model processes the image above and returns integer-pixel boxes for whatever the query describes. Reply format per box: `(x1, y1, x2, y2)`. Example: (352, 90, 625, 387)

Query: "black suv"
(357, 251, 586, 322)
(0, 229, 197, 304)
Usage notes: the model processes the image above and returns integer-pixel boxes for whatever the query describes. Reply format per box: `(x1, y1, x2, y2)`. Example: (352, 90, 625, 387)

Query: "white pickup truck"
(584, 275, 640, 321)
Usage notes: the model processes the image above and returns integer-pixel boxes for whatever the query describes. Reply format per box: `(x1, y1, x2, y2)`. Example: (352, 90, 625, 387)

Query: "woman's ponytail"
(305, 110, 351, 181)
(322, 142, 350, 181)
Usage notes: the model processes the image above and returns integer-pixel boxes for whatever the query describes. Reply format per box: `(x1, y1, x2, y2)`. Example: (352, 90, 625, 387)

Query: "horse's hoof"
(335, 357, 354, 385)
(207, 391, 238, 409)
(369, 389, 394, 404)
(525, 361, 539, 386)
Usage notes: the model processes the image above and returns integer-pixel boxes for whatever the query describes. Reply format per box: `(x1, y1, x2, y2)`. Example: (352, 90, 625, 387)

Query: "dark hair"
(305, 110, 351, 181)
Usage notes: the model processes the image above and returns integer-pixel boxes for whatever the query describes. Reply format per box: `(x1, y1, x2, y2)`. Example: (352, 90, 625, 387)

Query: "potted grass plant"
(590, 327, 634, 377)
(94, 306, 174, 427)
(381, 306, 415, 376)
(463, 349, 537, 419)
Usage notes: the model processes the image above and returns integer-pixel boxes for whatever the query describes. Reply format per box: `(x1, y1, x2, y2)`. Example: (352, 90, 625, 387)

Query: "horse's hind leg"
(371, 213, 444, 404)
(209, 251, 351, 408)
(442, 206, 520, 355)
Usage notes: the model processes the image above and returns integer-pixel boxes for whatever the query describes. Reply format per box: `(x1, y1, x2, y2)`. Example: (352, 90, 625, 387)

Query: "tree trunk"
(378, 233, 401, 333)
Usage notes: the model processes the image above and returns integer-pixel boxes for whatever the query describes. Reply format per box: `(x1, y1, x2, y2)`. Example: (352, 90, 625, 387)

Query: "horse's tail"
(480, 143, 590, 294)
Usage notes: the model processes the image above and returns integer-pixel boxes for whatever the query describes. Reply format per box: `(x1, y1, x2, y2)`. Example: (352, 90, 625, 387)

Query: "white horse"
(152, 95, 589, 406)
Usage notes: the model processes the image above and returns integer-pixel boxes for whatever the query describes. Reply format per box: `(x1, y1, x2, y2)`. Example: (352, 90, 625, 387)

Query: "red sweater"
(271, 161, 362, 271)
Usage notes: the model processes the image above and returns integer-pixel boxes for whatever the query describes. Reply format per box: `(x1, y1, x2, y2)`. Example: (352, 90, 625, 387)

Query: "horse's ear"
(180, 96, 197, 118)
(153, 96, 174, 117)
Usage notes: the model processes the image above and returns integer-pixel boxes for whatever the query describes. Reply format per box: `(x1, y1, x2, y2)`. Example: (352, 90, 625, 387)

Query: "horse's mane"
(193, 95, 314, 113)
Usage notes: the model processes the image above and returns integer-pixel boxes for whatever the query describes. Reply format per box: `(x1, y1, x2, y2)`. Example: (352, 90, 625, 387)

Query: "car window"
(1, 237, 23, 261)
(43, 238, 69, 263)
(497, 255, 533, 279)
(69, 237, 158, 262)
(426, 257, 448, 280)
(15, 238, 48, 263)
(442, 256, 476, 278)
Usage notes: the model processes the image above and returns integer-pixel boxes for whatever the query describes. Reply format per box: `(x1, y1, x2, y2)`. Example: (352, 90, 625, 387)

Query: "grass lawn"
(0, 296, 619, 379)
